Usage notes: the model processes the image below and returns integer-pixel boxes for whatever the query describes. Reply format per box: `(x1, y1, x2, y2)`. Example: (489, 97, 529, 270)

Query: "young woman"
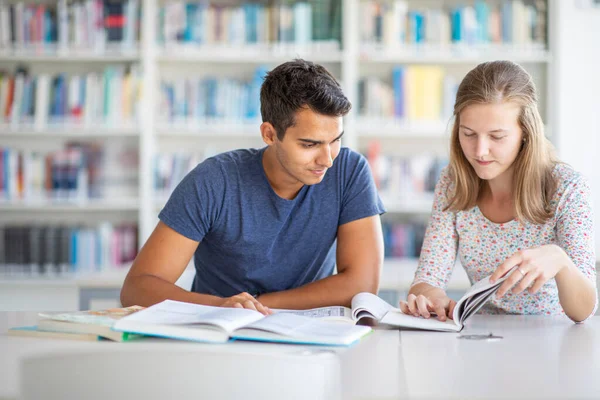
(399, 60, 597, 323)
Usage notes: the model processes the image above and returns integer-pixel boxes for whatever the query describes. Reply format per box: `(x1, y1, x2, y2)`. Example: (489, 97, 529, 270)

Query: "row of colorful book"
(0, 142, 138, 201)
(158, 66, 266, 123)
(159, 0, 341, 46)
(360, 0, 546, 49)
(359, 66, 458, 121)
(366, 143, 447, 200)
(0, 0, 140, 52)
(0, 65, 141, 128)
(0, 222, 138, 276)
(382, 221, 426, 259)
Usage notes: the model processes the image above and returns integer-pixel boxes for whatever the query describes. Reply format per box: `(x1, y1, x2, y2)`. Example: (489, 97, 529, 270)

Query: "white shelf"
(360, 44, 551, 63)
(357, 118, 451, 138)
(0, 124, 139, 138)
(0, 267, 129, 289)
(158, 43, 343, 63)
(382, 194, 435, 214)
(0, 48, 139, 62)
(380, 257, 470, 292)
(156, 121, 259, 138)
(0, 198, 140, 211)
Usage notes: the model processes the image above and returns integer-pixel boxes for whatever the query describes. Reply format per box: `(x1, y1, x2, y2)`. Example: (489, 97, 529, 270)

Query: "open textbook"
(112, 300, 372, 346)
(279, 270, 515, 332)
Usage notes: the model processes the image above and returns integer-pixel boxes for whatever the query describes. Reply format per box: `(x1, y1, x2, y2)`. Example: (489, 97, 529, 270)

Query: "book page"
(273, 306, 353, 321)
(452, 267, 518, 322)
(380, 310, 461, 332)
(242, 312, 369, 339)
(351, 292, 395, 321)
(115, 300, 264, 333)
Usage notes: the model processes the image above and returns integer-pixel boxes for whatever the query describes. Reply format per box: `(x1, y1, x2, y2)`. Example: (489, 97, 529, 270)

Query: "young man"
(121, 59, 385, 314)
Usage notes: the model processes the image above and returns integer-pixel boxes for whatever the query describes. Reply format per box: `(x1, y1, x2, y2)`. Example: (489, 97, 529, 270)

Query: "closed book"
(8, 325, 100, 341)
(38, 305, 144, 342)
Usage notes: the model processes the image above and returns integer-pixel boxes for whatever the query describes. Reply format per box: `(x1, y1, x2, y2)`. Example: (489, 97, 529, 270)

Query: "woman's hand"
(399, 290, 457, 322)
(490, 245, 570, 298)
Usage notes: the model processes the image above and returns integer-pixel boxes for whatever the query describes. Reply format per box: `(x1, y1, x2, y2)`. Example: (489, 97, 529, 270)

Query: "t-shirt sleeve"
(412, 167, 459, 290)
(158, 159, 225, 242)
(338, 151, 386, 226)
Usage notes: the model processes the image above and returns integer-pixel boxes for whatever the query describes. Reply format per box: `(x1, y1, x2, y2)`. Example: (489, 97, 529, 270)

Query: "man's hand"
(218, 292, 272, 315)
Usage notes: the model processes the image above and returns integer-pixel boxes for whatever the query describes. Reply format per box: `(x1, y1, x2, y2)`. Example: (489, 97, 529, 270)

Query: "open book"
(280, 270, 515, 332)
(112, 300, 372, 346)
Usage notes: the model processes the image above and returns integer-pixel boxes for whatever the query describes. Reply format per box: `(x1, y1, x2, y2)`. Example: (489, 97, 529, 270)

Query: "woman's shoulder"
(552, 163, 588, 192)
(550, 163, 590, 207)
(433, 165, 456, 206)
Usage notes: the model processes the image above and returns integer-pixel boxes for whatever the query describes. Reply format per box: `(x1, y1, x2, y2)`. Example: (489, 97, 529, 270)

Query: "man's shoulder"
(195, 148, 263, 175)
(333, 147, 367, 172)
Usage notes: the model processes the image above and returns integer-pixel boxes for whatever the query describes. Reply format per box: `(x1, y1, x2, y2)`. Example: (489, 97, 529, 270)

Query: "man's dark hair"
(260, 59, 351, 140)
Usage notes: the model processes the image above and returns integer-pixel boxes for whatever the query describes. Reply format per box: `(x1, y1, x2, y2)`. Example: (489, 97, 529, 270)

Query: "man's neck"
(262, 147, 303, 200)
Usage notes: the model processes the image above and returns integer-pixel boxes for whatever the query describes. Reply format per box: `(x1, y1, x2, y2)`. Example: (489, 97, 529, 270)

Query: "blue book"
(502, 0, 513, 44)
(184, 3, 196, 42)
(474, 1, 490, 44)
(392, 66, 405, 118)
(451, 7, 463, 43)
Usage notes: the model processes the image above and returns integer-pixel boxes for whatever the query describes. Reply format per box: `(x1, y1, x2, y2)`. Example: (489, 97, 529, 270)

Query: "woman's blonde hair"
(446, 60, 558, 224)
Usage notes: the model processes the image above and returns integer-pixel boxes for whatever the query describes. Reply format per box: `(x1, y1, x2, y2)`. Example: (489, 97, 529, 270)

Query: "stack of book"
(8, 305, 144, 341)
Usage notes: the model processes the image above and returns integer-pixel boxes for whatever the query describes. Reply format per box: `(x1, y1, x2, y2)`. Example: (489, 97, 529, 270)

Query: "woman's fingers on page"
(431, 301, 447, 322)
(490, 251, 523, 283)
(398, 301, 410, 314)
(406, 294, 419, 317)
(448, 300, 457, 320)
(511, 268, 537, 295)
(416, 296, 432, 318)
(496, 269, 524, 298)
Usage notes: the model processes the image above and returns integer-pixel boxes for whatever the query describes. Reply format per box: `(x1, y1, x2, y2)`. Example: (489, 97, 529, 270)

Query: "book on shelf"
(359, 0, 546, 50)
(36, 305, 144, 342)
(158, 0, 341, 47)
(283, 270, 515, 332)
(112, 299, 372, 346)
(8, 325, 101, 341)
(0, 222, 138, 276)
(0, 0, 139, 52)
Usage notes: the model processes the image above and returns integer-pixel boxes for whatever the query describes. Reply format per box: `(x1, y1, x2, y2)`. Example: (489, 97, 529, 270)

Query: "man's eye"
(302, 143, 316, 148)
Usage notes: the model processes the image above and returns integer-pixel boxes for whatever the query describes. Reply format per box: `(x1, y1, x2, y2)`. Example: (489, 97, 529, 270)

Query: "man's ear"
(260, 122, 278, 145)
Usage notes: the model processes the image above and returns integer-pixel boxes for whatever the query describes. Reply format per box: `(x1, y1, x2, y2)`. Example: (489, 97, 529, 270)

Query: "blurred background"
(0, 0, 598, 311)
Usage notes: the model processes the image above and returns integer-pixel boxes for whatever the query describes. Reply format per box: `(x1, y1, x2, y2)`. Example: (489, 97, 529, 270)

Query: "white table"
(1, 312, 599, 400)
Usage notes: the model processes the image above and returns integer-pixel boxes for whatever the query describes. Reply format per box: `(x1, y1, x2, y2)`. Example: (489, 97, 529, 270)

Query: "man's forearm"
(256, 271, 378, 310)
(120, 275, 222, 308)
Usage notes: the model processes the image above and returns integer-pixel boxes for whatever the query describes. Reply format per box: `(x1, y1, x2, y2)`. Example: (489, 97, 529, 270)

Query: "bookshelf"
(0, 0, 566, 309)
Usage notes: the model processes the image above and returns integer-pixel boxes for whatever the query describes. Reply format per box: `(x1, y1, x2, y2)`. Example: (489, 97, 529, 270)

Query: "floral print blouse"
(412, 164, 597, 316)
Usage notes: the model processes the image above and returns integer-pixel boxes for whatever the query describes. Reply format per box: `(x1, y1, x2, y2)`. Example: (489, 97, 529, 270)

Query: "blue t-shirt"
(158, 146, 385, 297)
